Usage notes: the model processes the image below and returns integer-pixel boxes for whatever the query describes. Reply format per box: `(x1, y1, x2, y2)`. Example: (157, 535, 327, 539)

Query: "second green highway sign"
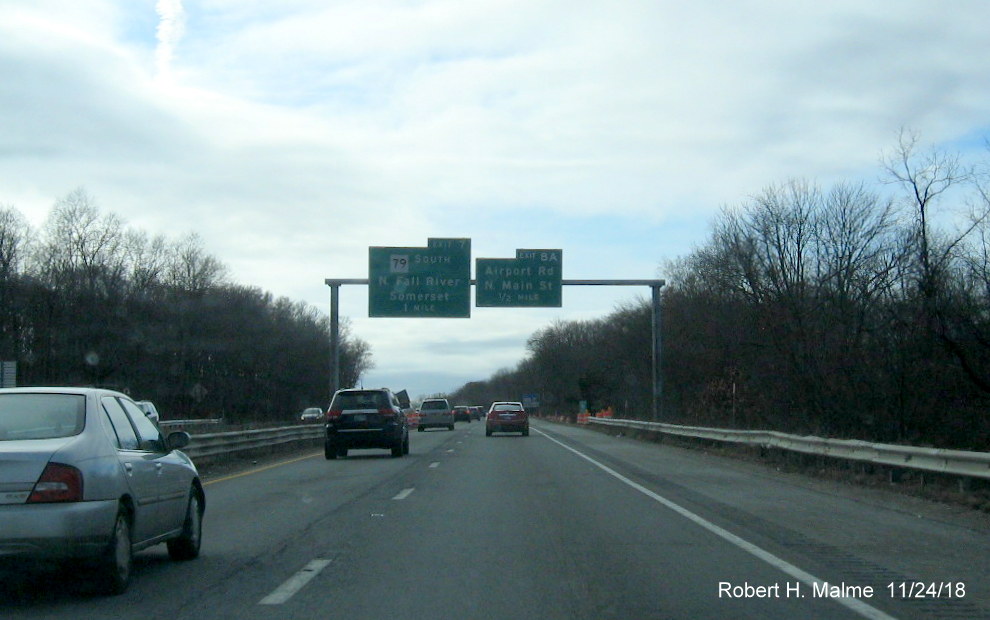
(476, 249, 562, 307)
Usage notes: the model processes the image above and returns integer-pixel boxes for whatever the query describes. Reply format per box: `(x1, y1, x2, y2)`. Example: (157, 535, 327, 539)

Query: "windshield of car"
(0, 393, 86, 440)
(331, 392, 387, 410)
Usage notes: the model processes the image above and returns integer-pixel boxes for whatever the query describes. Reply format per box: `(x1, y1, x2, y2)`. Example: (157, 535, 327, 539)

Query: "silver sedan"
(0, 387, 204, 594)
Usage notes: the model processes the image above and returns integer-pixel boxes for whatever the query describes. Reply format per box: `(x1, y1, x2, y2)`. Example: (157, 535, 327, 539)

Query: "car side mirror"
(167, 430, 191, 450)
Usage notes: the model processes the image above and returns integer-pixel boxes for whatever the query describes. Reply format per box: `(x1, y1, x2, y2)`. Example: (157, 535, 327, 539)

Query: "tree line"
(0, 188, 372, 423)
(450, 132, 990, 450)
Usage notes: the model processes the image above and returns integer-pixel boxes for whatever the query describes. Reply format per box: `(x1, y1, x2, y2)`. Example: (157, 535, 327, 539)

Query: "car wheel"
(486, 429, 492, 437)
(417, 426, 424, 432)
(448, 424, 455, 431)
(167, 489, 203, 561)
(522, 428, 529, 436)
(391, 438, 403, 457)
(403, 434, 410, 454)
(338, 447, 348, 458)
(97, 508, 132, 595)
(325, 441, 337, 460)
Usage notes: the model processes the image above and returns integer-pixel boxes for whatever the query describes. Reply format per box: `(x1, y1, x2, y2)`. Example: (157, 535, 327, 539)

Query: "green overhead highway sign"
(369, 238, 471, 318)
(476, 249, 562, 307)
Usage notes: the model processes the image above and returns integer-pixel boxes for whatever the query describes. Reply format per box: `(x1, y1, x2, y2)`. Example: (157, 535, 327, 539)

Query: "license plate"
(352, 414, 366, 422)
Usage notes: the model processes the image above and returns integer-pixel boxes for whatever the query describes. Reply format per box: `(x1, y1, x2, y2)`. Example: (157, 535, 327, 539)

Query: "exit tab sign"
(369, 238, 471, 318)
(476, 249, 562, 307)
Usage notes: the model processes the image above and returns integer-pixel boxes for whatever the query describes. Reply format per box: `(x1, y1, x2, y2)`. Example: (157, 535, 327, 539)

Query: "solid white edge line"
(258, 559, 333, 605)
(533, 427, 898, 620)
(393, 487, 415, 500)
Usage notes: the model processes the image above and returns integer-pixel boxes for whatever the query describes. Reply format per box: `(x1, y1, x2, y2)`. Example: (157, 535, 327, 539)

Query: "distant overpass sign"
(369, 238, 471, 318)
(476, 249, 562, 307)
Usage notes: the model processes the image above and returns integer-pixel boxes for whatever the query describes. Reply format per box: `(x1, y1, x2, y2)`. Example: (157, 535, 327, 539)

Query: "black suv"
(325, 388, 410, 459)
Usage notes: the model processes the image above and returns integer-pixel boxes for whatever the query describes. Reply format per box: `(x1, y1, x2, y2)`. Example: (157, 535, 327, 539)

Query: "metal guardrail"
(161, 419, 223, 429)
(587, 417, 990, 481)
(181, 425, 323, 461)
(173, 416, 990, 482)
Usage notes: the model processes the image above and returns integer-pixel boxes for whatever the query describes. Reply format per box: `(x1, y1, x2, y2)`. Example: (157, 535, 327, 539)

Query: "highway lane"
(1, 419, 988, 619)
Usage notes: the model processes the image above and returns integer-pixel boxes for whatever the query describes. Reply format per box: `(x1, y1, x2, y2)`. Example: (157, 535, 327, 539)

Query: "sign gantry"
(326, 238, 664, 420)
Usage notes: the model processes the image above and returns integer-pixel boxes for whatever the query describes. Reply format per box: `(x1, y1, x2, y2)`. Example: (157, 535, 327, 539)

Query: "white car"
(0, 387, 204, 594)
(299, 407, 324, 423)
(417, 398, 454, 431)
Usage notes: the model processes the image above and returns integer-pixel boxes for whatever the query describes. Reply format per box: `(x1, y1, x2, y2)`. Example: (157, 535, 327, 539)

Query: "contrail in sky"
(155, 0, 186, 78)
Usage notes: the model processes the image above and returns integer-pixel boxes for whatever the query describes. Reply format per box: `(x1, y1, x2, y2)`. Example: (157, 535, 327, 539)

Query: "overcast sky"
(4, 1, 990, 400)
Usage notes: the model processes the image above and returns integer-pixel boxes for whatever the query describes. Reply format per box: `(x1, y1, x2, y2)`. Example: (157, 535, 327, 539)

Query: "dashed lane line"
(393, 487, 415, 500)
(258, 559, 333, 605)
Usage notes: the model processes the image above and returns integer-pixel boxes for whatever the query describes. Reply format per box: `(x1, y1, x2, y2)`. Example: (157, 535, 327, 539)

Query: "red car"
(486, 402, 528, 436)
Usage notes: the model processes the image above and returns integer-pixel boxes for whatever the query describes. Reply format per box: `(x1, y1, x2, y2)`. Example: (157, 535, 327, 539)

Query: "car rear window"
(0, 393, 86, 441)
(421, 400, 448, 410)
(493, 404, 523, 412)
(331, 391, 387, 410)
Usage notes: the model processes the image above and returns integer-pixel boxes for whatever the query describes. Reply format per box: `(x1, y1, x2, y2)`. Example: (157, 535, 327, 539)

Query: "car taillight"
(378, 408, 396, 419)
(326, 409, 342, 420)
(28, 463, 83, 503)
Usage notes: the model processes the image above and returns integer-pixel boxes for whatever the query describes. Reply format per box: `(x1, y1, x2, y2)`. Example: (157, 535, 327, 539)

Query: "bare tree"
(882, 129, 976, 313)
(0, 205, 30, 282)
(124, 230, 170, 295)
(0, 205, 31, 361)
(882, 129, 990, 398)
(34, 188, 128, 296)
(166, 232, 228, 294)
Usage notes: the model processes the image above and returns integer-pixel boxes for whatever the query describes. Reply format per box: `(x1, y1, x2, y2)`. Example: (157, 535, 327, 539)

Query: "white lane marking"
(258, 559, 332, 605)
(534, 428, 898, 620)
(393, 487, 415, 500)
(429, 462, 440, 468)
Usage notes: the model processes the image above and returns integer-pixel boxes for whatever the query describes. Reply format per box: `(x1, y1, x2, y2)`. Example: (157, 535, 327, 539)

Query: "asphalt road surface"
(2, 420, 988, 619)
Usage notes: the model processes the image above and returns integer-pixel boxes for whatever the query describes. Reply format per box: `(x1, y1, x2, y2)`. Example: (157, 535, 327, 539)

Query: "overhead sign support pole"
(325, 277, 666, 420)
(329, 281, 339, 397)
(326, 278, 366, 398)
(652, 282, 663, 422)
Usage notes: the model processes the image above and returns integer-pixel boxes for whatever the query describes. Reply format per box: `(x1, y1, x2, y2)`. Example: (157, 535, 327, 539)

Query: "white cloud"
(155, 0, 186, 80)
